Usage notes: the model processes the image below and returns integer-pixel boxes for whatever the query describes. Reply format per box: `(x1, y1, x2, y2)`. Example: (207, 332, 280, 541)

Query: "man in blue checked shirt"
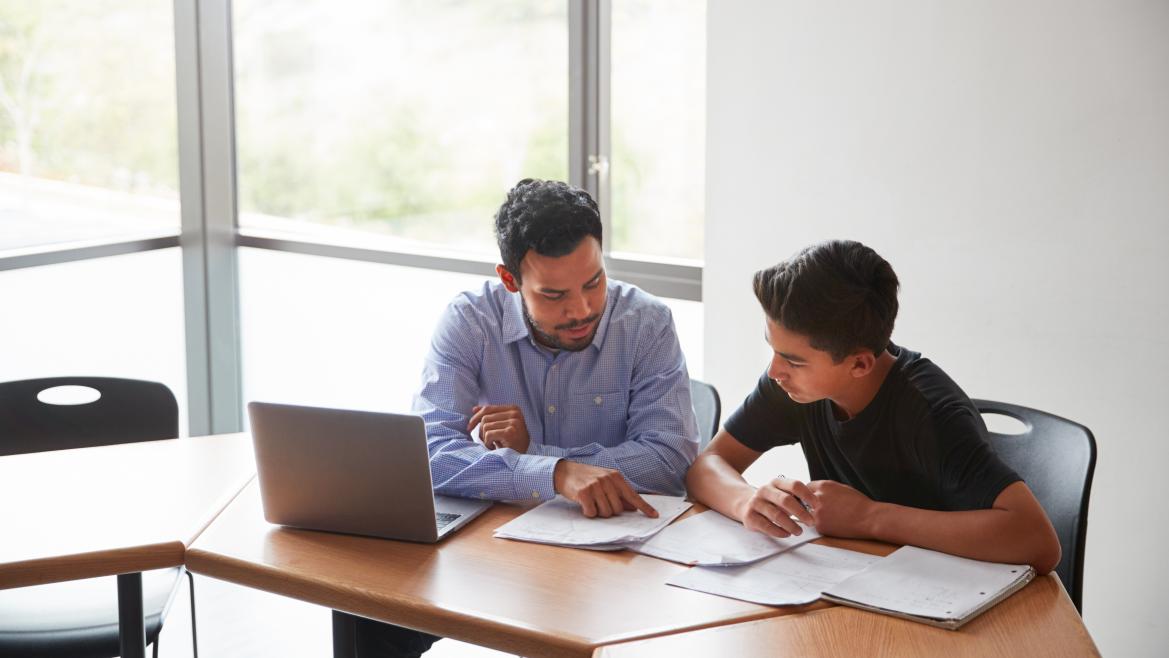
(349, 178, 701, 657)
(419, 177, 699, 518)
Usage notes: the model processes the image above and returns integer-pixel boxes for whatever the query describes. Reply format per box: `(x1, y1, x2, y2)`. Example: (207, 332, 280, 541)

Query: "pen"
(778, 473, 815, 516)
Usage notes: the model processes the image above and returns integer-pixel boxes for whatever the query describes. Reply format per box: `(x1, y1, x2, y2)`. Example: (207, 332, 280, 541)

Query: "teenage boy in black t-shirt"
(686, 240, 1061, 572)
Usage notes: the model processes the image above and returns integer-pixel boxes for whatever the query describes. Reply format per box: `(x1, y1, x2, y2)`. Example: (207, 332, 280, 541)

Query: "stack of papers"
(668, 543, 881, 606)
(493, 495, 692, 546)
(669, 543, 1035, 629)
(621, 510, 821, 566)
(821, 546, 1035, 629)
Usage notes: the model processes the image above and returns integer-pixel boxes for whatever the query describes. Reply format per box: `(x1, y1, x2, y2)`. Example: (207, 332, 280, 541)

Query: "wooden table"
(187, 483, 823, 658)
(0, 433, 256, 658)
(593, 570, 1099, 657)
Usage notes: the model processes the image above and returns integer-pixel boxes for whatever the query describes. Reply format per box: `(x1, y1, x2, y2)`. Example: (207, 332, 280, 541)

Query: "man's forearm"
(429, 435, 561, 501)
(866, 501, 1060, 573)
(550, 438, 692, 495)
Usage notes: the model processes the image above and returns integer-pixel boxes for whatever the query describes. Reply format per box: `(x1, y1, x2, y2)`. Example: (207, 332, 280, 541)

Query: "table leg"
(117, 572, 147, 658)
(333, 609, 357, 658)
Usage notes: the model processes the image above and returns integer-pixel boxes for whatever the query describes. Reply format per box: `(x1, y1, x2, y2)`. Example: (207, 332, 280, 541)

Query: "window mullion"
(175, 0, 243, 436)
(568, 0, 611, 253)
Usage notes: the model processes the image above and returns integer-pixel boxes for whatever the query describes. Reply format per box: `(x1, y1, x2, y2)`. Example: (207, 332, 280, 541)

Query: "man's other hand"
(468, 404, 531, 453)
(552, 461, 658, 519)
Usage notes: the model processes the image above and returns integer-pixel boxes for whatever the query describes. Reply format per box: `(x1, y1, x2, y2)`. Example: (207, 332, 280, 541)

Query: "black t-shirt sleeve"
(723, 371, 804, 452)
(930, 406, 1022, 510)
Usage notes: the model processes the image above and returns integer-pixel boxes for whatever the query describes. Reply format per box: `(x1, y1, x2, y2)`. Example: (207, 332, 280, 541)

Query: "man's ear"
(848, 351, 877, 378)
(496, 264, 520, 293)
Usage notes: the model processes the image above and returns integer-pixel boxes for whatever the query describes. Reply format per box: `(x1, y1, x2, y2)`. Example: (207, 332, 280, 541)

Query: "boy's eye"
(543, 294, 564, 301)
(584, 280, 600, 289)
(787, 361, 803, 368)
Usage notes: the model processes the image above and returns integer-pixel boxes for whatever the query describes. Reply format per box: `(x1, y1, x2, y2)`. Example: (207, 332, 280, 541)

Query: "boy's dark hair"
(494, 179, 602, 281)
(753, 240, 900, 362)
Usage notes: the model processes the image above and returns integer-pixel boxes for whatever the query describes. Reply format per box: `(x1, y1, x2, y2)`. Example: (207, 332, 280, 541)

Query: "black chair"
(974, 399, 1096, 613)
(0, 377, 198, 658)
(690, 379, 722, 449)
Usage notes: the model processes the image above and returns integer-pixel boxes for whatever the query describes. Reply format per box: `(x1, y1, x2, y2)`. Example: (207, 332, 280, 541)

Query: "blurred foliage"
(232, 0, 567, 250)
(0, 0, 703, 260)
(0, 0, 178, 195)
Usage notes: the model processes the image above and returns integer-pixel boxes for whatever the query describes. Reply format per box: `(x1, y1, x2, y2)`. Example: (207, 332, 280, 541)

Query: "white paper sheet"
(822, 545, 1033, 620)
(667, 543, 880, 606)
(621, 510, 821, 565)
(493, 495, 692, 546)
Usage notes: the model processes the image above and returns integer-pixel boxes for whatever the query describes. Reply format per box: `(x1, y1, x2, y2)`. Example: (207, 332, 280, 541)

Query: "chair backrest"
(973, 399, 1096, 612)
(690, 379, 722, 449)
(0, 377, 179, 456)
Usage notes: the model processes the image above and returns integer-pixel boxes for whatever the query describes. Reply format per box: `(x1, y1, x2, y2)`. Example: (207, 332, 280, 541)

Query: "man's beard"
(522, 299, 602, 352)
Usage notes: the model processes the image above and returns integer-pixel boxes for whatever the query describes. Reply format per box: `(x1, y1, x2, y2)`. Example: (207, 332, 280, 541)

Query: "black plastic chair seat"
(0, 568, 182, 657)
(0, 377, 190, 657)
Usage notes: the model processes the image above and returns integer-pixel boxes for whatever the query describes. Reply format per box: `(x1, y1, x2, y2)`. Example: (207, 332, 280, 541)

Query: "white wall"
(705, 1, 1169, 654)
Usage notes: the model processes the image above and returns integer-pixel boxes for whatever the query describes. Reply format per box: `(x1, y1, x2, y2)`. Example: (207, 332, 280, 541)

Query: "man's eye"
(543, 294, 564, 301)
(787, 361, 803, 368)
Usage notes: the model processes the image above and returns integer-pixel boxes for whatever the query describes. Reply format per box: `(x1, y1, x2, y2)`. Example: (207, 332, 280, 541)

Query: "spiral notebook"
(820, 545, 1035, 630)
(669, 543, 1034, 630)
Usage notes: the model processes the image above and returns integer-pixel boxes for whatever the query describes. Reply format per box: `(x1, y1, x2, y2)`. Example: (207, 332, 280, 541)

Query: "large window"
(0, 249, 189, 428)
(0, 1, 179, 251)
(239, 248, 704, 412)
(233, 0, 568, 256)
(0, 2, 185, 422)
(238, 248, 490, 412)
(3, 1, 706, 437)
(610, 0, 705, 262)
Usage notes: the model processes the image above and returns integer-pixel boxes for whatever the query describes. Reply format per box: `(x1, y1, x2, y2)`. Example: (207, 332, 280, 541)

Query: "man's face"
(504, 237, 607, 352)
(763, 318, 857, 404)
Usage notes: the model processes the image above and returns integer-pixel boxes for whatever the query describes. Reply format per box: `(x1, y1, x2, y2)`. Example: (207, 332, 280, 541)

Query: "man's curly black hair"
(494, 179, 601, 282)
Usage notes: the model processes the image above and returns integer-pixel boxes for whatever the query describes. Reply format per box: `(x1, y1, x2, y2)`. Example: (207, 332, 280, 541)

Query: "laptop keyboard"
(435, 512, 461, 530)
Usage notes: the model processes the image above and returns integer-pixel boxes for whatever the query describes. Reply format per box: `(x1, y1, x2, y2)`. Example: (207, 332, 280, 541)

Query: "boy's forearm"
(685, 455, 756, 521)
(866, 501, 1060, 573)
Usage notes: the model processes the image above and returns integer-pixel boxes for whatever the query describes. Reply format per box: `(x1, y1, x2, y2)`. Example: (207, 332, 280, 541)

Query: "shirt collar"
(501, 289, 530, 345)
(500, 282, 616, 353)
(587, 286, 614, 352)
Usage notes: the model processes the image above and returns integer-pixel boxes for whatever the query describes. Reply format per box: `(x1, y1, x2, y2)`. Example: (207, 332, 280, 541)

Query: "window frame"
(0, 0, 703, 436)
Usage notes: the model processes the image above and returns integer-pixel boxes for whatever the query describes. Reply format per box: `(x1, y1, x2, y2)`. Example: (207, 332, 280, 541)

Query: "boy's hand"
(806, 480, 876, 538)
(468, 404, 531, 453)
(737, 476, 817, 538)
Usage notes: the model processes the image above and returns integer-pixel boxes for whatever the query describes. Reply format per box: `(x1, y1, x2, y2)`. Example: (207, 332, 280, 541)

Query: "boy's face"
(763, 318, 858, 404)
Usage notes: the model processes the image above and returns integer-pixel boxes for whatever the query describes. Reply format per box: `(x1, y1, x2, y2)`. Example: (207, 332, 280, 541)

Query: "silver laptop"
(247, 401, 491, 543)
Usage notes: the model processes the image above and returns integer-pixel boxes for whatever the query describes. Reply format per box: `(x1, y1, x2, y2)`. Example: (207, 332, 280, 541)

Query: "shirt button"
(532, 490, 540, 499)
(594, 396, 603, 405)
(548, 405, 556, 413)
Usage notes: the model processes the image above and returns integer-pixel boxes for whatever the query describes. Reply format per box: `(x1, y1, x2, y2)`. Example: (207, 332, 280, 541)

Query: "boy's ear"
(496, 265, 520, 293)
(848, 351, 878, 378)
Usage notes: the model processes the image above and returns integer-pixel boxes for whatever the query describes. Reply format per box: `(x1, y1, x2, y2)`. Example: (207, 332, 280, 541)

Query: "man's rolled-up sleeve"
(413, 301, 561, 501)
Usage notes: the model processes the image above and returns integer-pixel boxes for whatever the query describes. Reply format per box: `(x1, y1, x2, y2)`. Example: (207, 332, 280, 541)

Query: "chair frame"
(0, 376, 198, 657)
(974, 399, 1096, 612)
(689, 379, 722, 449)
